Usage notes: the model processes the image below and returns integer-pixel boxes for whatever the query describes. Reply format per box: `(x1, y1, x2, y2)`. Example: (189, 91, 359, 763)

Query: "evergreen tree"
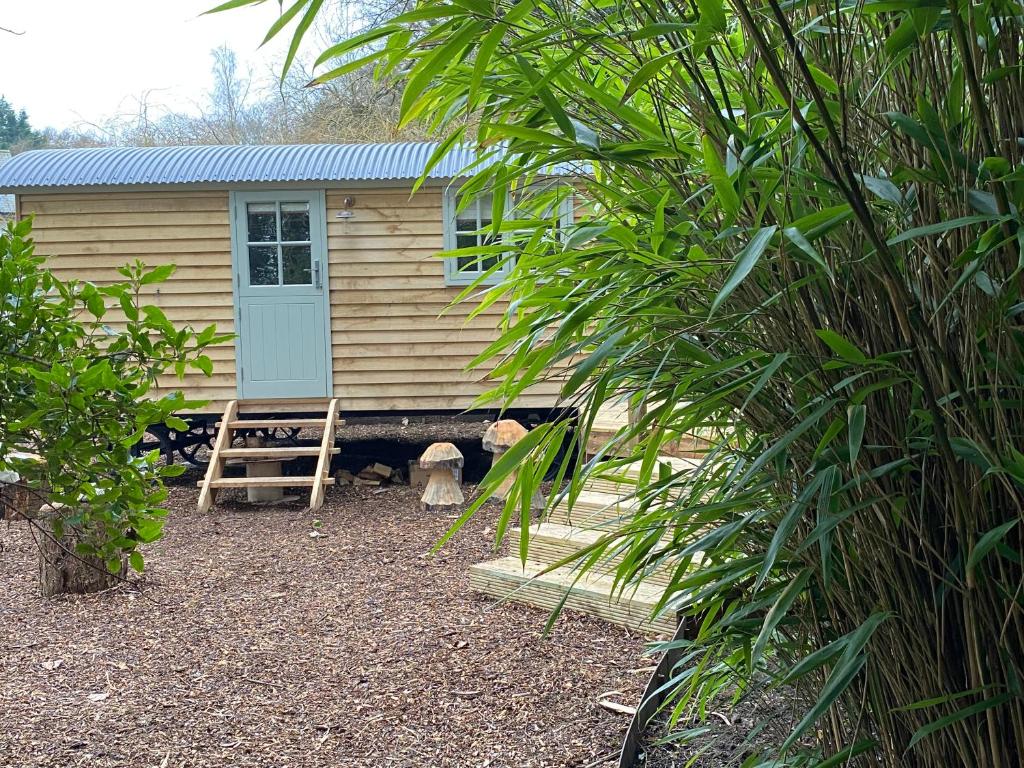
(0, 97, 37, 149)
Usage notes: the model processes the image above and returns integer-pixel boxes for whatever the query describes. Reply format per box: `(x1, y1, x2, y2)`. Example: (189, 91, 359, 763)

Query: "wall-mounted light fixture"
(335, 196, 356, 219)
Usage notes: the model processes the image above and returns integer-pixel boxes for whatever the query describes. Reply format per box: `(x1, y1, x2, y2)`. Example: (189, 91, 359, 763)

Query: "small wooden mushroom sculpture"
(419, 442, 464, 510)
(482, 420, 528, 500)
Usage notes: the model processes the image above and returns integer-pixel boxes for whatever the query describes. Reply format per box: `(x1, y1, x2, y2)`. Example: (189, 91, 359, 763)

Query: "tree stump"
(36, 505, 121, 597)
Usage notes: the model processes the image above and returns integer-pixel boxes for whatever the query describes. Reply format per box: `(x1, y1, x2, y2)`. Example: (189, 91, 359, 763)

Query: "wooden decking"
(197, 399, 342, 513)
(471, 402, 707, 634)
(469, 457, 693, 635)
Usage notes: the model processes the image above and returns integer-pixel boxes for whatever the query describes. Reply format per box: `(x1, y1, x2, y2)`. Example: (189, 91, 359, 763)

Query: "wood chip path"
(1, 482, 649, 767)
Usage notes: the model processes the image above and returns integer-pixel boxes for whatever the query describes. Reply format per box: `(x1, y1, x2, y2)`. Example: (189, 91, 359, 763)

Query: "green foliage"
(0, 218, 227, 571)
(242, 0, 1024, 763)
(0, 96, 40, 150)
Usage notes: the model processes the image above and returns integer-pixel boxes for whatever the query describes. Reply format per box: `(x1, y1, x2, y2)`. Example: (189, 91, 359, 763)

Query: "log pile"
(335, 462, 403, 488)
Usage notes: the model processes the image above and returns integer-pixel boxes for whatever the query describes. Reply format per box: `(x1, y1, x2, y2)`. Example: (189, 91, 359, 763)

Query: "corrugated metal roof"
(0, 142, 522, 191)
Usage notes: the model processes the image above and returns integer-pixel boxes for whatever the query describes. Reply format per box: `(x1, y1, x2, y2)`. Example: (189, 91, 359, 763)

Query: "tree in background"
(226, 0, 1024, 765)
(0, 96, 40, 150)
(33, 0, 426, 149)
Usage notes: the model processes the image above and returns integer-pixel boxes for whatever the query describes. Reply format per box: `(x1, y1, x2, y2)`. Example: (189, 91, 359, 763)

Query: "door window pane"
(281, 202, 311, 241)
(282, 245, 313, 285)
(248, 245, 279, 285)
(247, 204, 277, 242)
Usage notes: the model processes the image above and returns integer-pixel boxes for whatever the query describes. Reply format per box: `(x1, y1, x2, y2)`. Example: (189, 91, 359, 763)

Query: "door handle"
(312, 259, 321, 289)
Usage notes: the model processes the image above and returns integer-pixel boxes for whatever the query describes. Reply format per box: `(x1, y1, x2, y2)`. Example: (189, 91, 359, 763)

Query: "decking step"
(523, 522, 678, 588)
(547, 489, 642, 527)
(583, 456, 698, 496)
(220, 446, 341, 459)
(219, 418, 336, 429)
(200, 476, 336, 489)
(469, 556, 676, 634)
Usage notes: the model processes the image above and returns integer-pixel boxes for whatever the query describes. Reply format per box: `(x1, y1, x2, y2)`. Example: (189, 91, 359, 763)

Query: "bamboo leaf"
(906, 695, 1012, 751)
(848, 404, 866, 467)
(710, 226, 777, 316)
(966, 520, 1018, 576)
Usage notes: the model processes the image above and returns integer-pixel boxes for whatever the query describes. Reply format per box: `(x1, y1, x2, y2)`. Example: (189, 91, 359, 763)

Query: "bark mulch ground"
(1, 481, 651, 768)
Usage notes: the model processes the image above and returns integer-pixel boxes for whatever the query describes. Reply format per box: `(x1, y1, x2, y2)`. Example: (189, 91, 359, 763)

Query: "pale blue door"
(231, 190, 331, 400)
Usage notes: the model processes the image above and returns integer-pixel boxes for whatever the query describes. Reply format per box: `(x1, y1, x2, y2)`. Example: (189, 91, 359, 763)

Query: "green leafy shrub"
(0, 217, 226, 574)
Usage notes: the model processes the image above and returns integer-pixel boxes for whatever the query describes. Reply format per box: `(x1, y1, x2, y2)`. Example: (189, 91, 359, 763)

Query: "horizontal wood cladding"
(325, 188, 559, 412)
(20, 187, 561, 415)
(20, 191, 239, 409)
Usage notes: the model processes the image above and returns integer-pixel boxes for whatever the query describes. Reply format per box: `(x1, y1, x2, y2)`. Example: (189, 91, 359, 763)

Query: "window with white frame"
(442, 186, 574, 286)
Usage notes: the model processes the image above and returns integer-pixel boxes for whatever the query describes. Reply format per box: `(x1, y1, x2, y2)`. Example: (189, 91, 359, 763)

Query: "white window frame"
(442, 185, 574, 287)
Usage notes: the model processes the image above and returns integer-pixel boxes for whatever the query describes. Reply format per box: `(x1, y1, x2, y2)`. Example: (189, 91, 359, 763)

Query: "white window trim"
(442, 187, 509, 286)
(442, 185, 574, 287)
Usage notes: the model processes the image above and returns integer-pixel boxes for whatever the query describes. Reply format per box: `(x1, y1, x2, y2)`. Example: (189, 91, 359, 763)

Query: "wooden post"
(198, 400, 237, 513)
(309, 398, 341, 512)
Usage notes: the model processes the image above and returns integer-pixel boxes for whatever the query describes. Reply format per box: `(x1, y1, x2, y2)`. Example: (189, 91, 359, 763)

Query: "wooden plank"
(21, 190, 226, 204)
(330, 328, 498, 345)
(330, 312, 501, 332)
(222, 418, 331, 428)
(34, 224, 228, 241)
(236, 398, 332, 412)
(309, 398, 341, 512)
(326, 191, 441, 208)
(220, 447, 340, 459)
(324, 207, 445, 224)
(204, 476, 336, 488)
(327, 234, 441, 251)
(36, 239, 229, 256)
(198, 400, 237, 513)
(328, 220, 443, 236)
(31, 211, 229, 228)
(328, 262, 446, 279)
(328, 288, 487, 304)
(328, 249, 450, 264)
(23, 196, 228, 215)
(468, 556, 675, 634)
(330, 276, 458, 292)
(48, 256, 231, 271)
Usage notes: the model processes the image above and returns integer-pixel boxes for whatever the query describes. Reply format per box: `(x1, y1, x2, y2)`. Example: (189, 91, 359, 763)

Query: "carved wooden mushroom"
(419, 442, 464, 510)
(482, 420, 528, 500)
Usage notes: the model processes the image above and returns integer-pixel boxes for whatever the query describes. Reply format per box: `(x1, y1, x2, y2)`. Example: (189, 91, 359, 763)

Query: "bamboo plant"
(223, 0, 1024, 763)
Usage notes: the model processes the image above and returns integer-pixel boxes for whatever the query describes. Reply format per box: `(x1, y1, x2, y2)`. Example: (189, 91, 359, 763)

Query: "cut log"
(36, 506, 123, 597)
(335, 469, 356, 486)
(370, 462, 393, 478)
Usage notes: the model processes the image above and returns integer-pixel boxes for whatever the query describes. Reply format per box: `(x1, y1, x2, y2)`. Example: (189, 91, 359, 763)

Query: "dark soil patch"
(1, 482, 649, 768)
(637, 685, 801, 767)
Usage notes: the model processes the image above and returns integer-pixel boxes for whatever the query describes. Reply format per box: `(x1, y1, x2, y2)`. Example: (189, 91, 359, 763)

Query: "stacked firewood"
(335, 462, 402, 488)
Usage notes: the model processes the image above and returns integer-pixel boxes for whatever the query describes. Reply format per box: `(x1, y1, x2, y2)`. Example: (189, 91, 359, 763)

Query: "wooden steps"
(218, 418, 333, 429)
(469, 556, 676, 634)
(523, 522, 677, 589)
(546, 490, 641, 528)
(204, 476, 336, 489)
(198, 399, 341, 513)
(471, 459, 697, 634)
(219, 446, 340, 459)
(470, 399, 709, 632)
(584, 456, 698, 496)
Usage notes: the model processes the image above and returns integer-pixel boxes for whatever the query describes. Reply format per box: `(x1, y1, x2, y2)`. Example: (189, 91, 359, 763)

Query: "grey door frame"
(228, 189, 333, 400)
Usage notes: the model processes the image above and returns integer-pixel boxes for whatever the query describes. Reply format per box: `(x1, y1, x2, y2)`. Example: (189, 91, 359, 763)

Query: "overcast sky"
(0, 1, 295, 130)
